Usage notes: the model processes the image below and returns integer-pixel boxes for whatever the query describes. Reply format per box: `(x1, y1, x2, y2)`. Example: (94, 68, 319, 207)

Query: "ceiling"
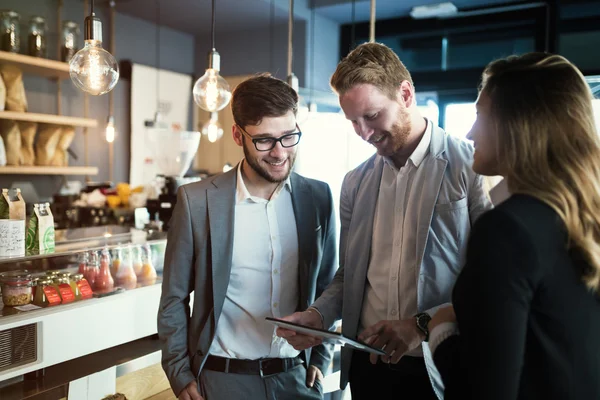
(113, 0, 523, 36)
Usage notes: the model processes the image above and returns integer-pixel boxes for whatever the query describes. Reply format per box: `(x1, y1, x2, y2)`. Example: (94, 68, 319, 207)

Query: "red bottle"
(95, 248, 114, 293)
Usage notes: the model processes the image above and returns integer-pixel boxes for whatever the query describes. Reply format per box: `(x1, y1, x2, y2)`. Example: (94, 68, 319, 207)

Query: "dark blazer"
(157, 167, 337, 396)
(434, 194, 600, 399)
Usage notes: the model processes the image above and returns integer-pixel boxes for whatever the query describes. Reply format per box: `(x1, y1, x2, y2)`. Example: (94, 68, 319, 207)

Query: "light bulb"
(202, 112, 224, 143)
(193, 50, 231, 112)
(194, 69, 231, 112)
(70, 13, 119, 95)
(70, 40, 119, 95)
(105, 116, 115, 143)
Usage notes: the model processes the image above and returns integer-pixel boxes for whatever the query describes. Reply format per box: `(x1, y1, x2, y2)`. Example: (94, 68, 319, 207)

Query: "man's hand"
(306, 365, 324, 388)
(428, 305, 456, 332)
(275, 309, 324, 350)
(358, 318, 425, 364)
(178, 380, 203, 400)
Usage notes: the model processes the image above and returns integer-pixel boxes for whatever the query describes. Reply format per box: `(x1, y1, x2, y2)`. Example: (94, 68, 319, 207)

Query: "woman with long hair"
(428, 53, 600, 399)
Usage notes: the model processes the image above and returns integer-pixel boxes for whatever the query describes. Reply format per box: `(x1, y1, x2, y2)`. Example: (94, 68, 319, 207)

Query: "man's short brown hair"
(231, 73, 298, 128)
(330, 42, 413, 99)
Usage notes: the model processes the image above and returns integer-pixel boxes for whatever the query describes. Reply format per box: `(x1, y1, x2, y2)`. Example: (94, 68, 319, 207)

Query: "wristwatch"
(415, 312, 432, 342)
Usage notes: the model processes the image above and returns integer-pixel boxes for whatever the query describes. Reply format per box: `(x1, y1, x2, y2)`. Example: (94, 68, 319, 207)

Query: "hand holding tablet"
(267, 316, 386, 355)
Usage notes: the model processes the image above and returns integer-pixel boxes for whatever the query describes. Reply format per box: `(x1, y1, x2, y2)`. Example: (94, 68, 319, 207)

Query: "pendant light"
(286, 0, 308, 122)
(193, 0, 231, 112)
(201, 112, 224, 143)
(69, 0, 119, 95)
(308, 0, 317, 114)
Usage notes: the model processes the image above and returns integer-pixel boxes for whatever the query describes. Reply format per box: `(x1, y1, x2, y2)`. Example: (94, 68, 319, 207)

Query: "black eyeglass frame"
(236, 124, 303, 152)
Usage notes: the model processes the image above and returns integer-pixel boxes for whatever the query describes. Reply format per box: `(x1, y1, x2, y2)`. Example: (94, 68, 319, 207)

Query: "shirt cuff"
(307, 306, 325, 329)
(429, 322, 459, 356)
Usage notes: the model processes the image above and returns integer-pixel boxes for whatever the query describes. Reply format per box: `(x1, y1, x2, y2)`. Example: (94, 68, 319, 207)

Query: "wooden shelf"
(0, 50, 70, 79)
(0, 111, 97, 128)
(0, 166, 98, 175)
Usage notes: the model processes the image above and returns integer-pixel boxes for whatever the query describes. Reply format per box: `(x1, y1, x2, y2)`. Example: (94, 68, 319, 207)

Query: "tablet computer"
(266, 317, 386, 356)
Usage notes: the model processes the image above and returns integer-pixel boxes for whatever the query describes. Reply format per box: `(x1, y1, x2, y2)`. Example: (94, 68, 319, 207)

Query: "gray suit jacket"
(157, 167, 338, 396)
(312, 123, 493, 397)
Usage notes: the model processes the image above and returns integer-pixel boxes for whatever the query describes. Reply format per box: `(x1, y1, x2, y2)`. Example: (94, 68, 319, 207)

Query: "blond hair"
(330, 42, 413, 99)
(482, 53, 600, 293)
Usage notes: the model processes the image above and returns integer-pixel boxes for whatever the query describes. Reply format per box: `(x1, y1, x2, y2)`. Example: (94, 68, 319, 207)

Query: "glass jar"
(71, 273, 93, 299)
(84, 250, 99, 288)
(53, 276, 75, 303)
(139, 244, 157, 286)
(61, 20, 79, 62)
(27, 16, 46, 58)
(0, 10, 20, 53)
(35, 278, 61, 306)
(115, 245, 137, 290)
(77, 251, 88, 274)
(0, 271, 32, 306)
(111, 247, 122, 278)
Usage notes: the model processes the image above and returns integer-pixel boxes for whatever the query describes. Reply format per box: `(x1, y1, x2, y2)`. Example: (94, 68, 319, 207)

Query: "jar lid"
(30, 16, 45, 23)
(72, 273, 84, 280)
(46, 270, 61, 276)
(37, 278, 53, 286)
(0, 270, 32, 286)
(63, 20, 79, 28)
(59, 272, 72, 278)
(0, 10, 20, 19)
(53, 277, 69, 284)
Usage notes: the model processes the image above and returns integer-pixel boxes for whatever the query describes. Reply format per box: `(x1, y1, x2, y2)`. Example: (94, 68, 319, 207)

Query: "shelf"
(0, 50, 70, 79)
(0, 166, 98, 175)
(0, 110, 98, 128)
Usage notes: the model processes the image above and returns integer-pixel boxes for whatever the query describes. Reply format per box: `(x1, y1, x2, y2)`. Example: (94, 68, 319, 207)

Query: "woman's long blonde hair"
(482, 53, 600, 293)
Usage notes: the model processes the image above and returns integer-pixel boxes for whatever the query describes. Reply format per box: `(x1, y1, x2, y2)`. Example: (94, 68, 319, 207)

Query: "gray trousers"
(200, 364, 324, 400)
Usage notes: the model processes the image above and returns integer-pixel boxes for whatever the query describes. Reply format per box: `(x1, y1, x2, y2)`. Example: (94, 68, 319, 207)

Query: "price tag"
(77, 279, 93, 299)
(43, 286, 62, 306)
(58, 284, 75, 303)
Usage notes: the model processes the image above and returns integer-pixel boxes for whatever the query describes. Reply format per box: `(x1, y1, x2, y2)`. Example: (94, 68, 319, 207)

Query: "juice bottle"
(115, 245, 138, 290)
(138, 243, 157, 286)
(95, 247, 114, 293)
(110, 247, 122, 278)
(77, 251, 88, 274)
(84, 250, 99, 289)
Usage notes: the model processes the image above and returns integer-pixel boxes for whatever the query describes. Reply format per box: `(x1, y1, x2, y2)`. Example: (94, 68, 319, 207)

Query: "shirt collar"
(383, 118, 432, 169)
(235, 159, 292, 204)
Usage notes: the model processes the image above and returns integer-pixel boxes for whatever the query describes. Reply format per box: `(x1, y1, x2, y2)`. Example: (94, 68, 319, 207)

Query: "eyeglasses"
(237, 124, 302, 152)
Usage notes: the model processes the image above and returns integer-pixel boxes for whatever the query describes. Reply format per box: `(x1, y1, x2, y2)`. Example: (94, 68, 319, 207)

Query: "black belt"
(204, 355, 303, 377)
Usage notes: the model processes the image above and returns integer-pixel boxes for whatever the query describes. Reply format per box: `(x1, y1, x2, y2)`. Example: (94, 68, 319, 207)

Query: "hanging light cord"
(211, 0, 216, 50)
(310, 0, 315, 104)
(156, 0, 161, 114)
(270, 0, 275, 73)
(91, 0, 94, 15)
(350, 0, 356, 49)
(369, 0, 376, 43)
(287, 0, 294, 78)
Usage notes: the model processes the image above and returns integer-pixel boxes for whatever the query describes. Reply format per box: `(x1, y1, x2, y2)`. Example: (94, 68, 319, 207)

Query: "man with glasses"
(158, 74, 337, 400)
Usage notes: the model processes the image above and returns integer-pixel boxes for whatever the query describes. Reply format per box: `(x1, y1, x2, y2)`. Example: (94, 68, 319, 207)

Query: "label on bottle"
(58, 284, 75, 303)
(77, 279, 93, 299)
(43, 286, 61, 306)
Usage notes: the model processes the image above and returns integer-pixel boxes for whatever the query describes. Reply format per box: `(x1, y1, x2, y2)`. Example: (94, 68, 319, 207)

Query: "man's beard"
(242, 142, 296, 183)
(374, 106, 412, 157)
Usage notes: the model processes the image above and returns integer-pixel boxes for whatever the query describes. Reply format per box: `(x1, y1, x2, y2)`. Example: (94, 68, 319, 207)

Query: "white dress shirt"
(208, 162, 300, 360)
(360, 121, 432, 357)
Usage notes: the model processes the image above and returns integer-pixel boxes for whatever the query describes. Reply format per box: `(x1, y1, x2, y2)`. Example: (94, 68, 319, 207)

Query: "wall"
(0, 0, 195, 201)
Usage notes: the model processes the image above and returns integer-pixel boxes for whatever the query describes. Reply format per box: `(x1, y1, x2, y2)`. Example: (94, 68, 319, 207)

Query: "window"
(444, 103, 476, 140)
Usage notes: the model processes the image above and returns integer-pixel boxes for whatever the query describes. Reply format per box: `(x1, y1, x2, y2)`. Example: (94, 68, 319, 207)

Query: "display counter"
(0, 226, 168, 400)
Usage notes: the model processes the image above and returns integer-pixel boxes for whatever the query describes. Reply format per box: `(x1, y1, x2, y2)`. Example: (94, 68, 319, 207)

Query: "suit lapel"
(291, 174, 314, 310)
(206, 170, 236, 323)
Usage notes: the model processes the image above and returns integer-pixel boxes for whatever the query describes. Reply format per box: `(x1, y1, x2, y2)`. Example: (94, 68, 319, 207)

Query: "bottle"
(95, 247, 114, 293)
(115, 245, 137, 290)
(84, 250, 99, 288)
(132, 245, 143, 277)
(0, 10, 20, 53)
(110, 247, 122, 278)
(77, 251, 89, 274)
(138, 243, 157, 286)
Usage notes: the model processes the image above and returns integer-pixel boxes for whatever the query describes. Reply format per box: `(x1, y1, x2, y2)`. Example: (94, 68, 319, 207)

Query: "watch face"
(417, 313, 431, 330)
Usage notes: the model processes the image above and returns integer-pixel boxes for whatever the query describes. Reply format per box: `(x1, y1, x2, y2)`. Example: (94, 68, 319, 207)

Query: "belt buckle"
(259, 359, 277, 378)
